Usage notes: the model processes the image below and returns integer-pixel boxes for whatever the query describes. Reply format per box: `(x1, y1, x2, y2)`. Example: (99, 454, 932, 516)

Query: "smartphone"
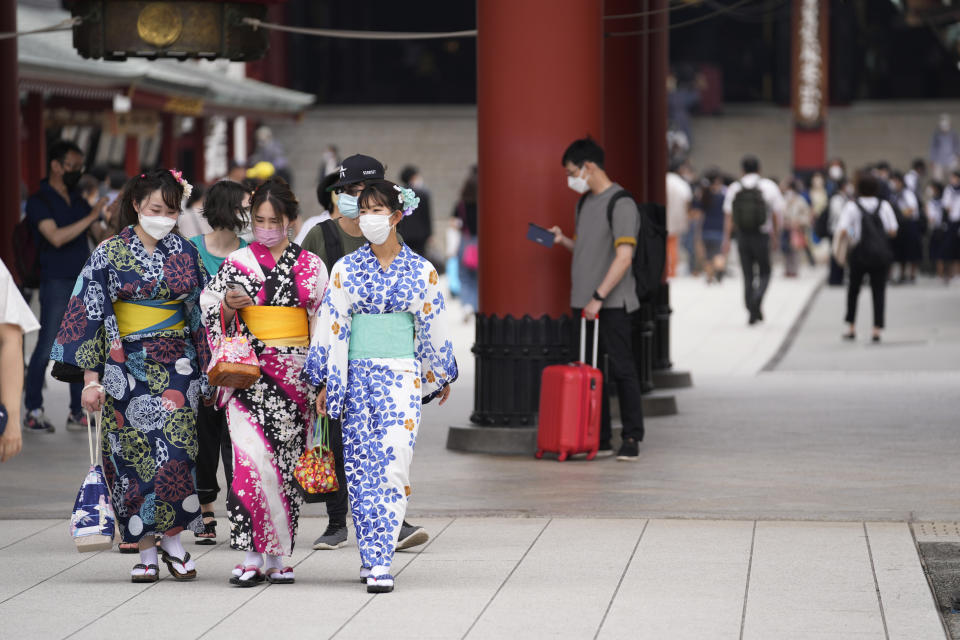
(527, 222, 555, 248)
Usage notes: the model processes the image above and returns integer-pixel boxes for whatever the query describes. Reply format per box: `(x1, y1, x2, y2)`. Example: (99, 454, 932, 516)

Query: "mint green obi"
(348, 312, 415, 360)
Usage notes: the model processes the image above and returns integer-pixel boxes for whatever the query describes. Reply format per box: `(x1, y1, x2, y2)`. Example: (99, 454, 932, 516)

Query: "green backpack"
(731, 183, 767, 234)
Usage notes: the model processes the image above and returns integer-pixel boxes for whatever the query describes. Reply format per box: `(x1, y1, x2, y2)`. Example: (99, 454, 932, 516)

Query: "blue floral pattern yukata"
(53, 227, 210, 542)
(304, 244, 457, 572)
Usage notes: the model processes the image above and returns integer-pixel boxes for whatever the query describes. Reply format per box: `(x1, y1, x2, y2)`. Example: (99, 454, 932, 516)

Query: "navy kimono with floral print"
(53, 226, 210, 542)
(304, 244, 457, 573)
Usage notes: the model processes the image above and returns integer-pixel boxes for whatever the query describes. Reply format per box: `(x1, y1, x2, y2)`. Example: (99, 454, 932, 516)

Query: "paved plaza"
(1, 265, 957, 639)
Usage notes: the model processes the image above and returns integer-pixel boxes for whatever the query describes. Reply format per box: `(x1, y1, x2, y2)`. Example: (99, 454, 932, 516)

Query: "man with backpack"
(722, 155, 785, 325)
(299, 153, 429, 553)
(550, 137, 646, 462)
(21, 140, 107, 433)
(836, 173, 898, 343)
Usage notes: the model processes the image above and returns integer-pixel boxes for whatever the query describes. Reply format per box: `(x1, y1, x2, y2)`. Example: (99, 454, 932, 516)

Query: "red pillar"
(791, 0, 829, 172)
(124, 135, 140, 179)
(646, 0, 668, 208)
(602, 0, 644, 198)
(0, 3, 20, 270)
(160, 112, 176, 170)
(477, 0, 603, 318)
(225, 117, 235, 167)
(22, 93, 45, 194)
(193, 117, 206, 185)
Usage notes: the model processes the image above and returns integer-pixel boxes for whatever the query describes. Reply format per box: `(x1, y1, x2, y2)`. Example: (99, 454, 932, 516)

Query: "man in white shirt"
(666, 166, 693, 278)
(722, 155, 785, 324)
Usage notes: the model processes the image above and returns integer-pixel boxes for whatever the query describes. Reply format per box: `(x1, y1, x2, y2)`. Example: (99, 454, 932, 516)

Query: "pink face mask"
(254, 225, 286, 247)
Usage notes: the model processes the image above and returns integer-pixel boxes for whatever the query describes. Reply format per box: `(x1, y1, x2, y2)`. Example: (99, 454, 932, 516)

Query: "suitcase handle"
(579, 315, 599, 367)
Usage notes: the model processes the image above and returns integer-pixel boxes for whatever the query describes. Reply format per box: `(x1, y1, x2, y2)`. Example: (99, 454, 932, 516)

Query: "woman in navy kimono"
(54, 169, 210, 583)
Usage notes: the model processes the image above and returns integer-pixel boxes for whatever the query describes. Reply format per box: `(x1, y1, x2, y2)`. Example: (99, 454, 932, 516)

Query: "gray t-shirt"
(571, 183, 641, 312)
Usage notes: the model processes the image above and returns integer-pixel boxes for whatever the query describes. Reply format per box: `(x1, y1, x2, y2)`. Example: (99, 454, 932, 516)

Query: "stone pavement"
(2, 263, 956, 638)
(0, 517, 944, 639)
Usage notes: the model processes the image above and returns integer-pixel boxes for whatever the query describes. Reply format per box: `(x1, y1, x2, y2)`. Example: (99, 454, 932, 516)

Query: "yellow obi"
(114, 299, 186, 338)
(240, 306, 310, 347)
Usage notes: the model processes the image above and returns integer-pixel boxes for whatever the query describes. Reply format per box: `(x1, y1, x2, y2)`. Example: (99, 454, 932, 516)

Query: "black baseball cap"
(326, 154, 385, 191)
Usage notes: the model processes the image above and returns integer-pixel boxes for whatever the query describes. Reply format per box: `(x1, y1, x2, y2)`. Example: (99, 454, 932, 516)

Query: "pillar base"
(642, 392, 678, 417)
(446, 424, 537, 456)
(651, 369, 693, 390)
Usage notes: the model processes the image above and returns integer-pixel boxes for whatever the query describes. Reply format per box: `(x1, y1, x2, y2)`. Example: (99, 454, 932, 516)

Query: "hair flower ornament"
(394, 184, 420, 217)
(169, 168, 193, 207)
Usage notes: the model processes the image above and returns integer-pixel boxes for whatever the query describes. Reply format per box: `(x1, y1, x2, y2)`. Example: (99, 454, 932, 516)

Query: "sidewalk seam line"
(593, 518, 649, 640)
(64, 540, 225, 640)
(738, 520, 757, 640)
(460, 517, 552, 640)
(760, 276, 825, 373)
(863, 522, 890, 640)
(328, 517, 457, 640)
(195, 541, 313, 640)
(0, 519, 63, 551)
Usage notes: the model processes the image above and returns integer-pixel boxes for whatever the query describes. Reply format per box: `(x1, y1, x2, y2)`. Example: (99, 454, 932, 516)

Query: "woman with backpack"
(837, 173, 899, 343)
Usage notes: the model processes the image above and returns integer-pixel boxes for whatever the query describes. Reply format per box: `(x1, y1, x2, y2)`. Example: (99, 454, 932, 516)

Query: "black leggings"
(195, 402, 232, 506)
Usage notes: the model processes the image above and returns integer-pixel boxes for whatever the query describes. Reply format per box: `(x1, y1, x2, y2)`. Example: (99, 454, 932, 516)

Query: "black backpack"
(317, 219, 345, 272)
(577, 190, 666, 303)
(10, 192, 56, 289)
(852, 201, 894, 270)
(731, 183, 767, 234)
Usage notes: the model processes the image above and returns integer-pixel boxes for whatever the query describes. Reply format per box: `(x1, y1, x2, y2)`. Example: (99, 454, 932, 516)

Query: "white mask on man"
(567, 167, 590, 194)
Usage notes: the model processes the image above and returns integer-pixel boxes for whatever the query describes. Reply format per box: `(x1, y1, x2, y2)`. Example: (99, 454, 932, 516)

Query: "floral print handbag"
(207, 312, 260, 389)
(294, 416, 340, 504)
(71, 410, 118, 552)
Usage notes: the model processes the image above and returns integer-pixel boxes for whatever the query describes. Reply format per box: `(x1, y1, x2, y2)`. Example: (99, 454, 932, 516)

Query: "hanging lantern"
(64, 0, 282, 61)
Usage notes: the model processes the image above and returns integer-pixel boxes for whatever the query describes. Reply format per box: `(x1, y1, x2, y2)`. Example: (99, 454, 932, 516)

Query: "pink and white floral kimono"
(200, 242, 327, 556)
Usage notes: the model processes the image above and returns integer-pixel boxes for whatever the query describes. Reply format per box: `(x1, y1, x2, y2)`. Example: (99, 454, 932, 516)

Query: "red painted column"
(0, 3, 20, 270)
(193, 117, 206, 185)
(477, 0, 603, 318)
(603, 0, 644, 197)
(160, 112, 176, 170)
(124, 135, 140, 179)
(22, 93, 45, 194)
(791, 0, 829, 172)
(646, 0, 668, 208)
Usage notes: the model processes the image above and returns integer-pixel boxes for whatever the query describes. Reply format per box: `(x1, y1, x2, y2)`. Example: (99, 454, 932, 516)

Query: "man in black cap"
(301, 155, 428, 552)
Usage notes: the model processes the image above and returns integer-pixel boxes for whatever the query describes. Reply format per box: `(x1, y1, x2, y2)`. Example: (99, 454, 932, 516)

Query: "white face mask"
(139, 214, 177, 240)
(828, 166, 843, 181)
(567, 167, 590, 194)
(358, 213, 393, 245)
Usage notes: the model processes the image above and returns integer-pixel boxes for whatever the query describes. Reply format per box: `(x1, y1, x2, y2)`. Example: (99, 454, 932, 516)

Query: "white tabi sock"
(160, 532, 195, 571)
(131, 546, 159, 577)
(233, 551, 263, 581)
(265, 553, 293, 578)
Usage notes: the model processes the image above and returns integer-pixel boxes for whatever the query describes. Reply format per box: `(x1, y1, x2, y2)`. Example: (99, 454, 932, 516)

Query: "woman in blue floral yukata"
(54, 169, 210, 583)
(304, 179, 458, 594)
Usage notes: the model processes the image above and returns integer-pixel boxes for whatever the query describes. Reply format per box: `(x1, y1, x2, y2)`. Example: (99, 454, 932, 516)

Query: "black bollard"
(634, 303, 655, 393)
(469, 314, 573, 427)
(653, 283, 673, 371)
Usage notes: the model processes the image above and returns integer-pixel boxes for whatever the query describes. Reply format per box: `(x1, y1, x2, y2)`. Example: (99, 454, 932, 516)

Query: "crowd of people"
(666, 149, 960, 340)
(1, 139, 462, 593)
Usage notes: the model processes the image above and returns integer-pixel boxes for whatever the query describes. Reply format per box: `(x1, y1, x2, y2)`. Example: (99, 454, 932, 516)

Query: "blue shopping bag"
(70, 410, 117, 552)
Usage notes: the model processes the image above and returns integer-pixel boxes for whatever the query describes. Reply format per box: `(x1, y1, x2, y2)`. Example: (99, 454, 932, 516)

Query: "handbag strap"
(85, 408, 102, 467)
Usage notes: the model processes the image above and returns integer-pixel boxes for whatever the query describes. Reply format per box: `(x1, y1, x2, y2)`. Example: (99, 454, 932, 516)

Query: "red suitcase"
(535, 317, 602, 462)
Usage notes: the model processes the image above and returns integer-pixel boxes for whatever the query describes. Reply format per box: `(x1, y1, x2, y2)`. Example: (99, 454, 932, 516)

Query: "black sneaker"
(24, 409, 55, 433)
(312, 523, 348, 550)
(616, 438, 639, 462)
(396, 521, 429, 550)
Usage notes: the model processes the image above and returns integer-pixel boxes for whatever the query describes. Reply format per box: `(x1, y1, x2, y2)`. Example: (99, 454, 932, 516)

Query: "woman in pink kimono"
(201, 178, 327, 586)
